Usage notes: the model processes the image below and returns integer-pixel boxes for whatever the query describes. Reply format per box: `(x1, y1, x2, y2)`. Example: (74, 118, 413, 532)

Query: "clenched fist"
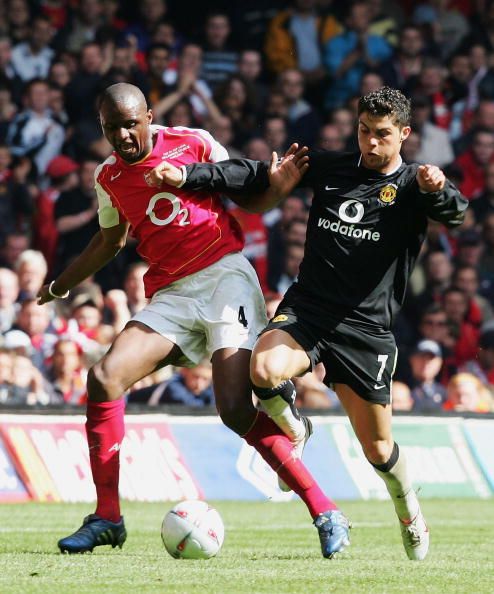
(416, 164, 445, 193)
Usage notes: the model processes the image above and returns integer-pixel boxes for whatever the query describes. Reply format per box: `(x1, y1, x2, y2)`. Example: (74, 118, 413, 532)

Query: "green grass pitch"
(0, 499, 492, 594)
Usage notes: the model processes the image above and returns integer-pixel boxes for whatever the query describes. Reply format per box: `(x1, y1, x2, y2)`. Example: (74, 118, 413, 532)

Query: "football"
(161, 500, 225, 559)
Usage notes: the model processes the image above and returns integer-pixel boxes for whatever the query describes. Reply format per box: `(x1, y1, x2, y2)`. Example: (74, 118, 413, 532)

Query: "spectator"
(265, 0, 341, 82)
(33, 155, 79, 274)
(443, 372, 493, 412)
(0, 347, 13, 403)
(200, 12, 238, 89)
(409, 339, 446, 412)
(62, 0, 105, 54)
(294, 362, 339, 410)
(410, 94, 454, 166)
(455, 229, 484, 268)
(452, 264, 493, 323)
(442, 286, 480, 368)
(479, 213, 494, 286)
(10, 15, 55, 82)
(207, 116, 243, 157)
(153, 360, 215, 407)
(391, 381, 414, 412)
(0, 267, 19, 333)
(271, 240, 305, 295)
(317, 123, 346, 151)
(401, 130, 422, 163)
(278, 68, 322, 147)
(262, 116, 288, 154)
(379, 24, 425, 92)
(0, 143, 32, 243)
(237, 49, 267, 111)
(54, 160, 100, 273)
(70, 295, 114, 348)
(5, 352, 53, 405)
(48, 61, 72, 90)
(14, 250, 48, 301)
(0, 35, 23, 104)
(46, 338, 87, 405)
(213, 75, 258, 147)
(7, 0, 31, 46)
(146, 43, 171, 106)
(453, 128, 494, 199)
(0, 232, 29, 270)
(323, 1, 392, 110)
(122, 0, 168, 55)
(6, 78, 65, 177)
(470, 161, 494, 223)
(328, 106, 357, 150)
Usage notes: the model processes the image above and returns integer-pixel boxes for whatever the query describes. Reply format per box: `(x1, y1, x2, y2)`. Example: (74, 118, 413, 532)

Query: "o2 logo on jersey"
(146, 192, 190, 226)
(338, 199, 364, 223)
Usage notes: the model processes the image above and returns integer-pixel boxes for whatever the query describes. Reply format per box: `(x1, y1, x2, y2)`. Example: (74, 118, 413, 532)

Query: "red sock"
(86, 399, 125, 523)
(243, 411, 337, 518)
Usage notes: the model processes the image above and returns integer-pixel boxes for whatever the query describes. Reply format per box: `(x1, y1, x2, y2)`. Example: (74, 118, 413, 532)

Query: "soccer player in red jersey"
(38, 83, 347, 557)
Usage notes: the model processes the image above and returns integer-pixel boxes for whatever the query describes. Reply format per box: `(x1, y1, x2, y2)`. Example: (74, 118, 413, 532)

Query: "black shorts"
(264, 305, 397, 405)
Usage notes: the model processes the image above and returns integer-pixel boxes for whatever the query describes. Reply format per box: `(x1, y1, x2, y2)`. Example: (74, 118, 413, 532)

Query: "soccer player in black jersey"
(147, 87, 468, 560)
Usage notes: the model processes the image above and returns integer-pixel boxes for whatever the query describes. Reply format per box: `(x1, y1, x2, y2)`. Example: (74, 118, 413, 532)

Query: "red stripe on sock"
(243, 411, 338, 517)
(86, 399, 125, 523)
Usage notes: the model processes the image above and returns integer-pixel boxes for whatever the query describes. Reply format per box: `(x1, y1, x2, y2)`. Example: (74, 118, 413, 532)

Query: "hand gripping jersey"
(94, 126, 244, 297)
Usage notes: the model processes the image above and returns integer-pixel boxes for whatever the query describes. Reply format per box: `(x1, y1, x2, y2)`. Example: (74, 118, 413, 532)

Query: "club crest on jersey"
(272, 314, 288, 323)
(378, 184, 397, 205)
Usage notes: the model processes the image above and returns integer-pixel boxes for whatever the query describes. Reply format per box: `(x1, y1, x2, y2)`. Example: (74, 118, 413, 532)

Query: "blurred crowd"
(1, 0, 494, 414)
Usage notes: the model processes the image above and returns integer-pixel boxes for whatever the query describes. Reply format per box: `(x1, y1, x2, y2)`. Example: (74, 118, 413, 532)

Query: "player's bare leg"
(335, 383, 429, 560)
(59, 322, 182, 553)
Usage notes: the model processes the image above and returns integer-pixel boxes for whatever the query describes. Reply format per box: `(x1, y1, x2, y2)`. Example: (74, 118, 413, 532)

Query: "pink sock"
(243, 411, 337, 518)
(86, 399, 125, 522)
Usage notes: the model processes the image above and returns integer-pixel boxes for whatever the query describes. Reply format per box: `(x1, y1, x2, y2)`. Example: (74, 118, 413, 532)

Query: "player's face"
(358, 113, 410, 173)
(100, 100, 153, 163)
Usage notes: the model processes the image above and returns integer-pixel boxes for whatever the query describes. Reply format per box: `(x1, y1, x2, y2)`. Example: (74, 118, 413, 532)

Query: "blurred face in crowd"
(152, 22, 175, 47)
(0, 268, 19, 308)
(205, 14, 230, 49)
(410, 351, 443, 383)
(454, 267, 479, 299)
(281, 196, 306, 225)
(447, 375, 483, 412)
(318, 124, 346, 151)
(280, 69, 305, 103)
(49, 87, 65, 116)
(2, 234, 29, 268)
(17, 300, 50, 336)
(0, 351, 13, 383)
(210, 117, 233, 147)
(443, 290, 468, 324)
(124, 264, 147, 304)
(244, 138, 271, 161)
(472, 130, 494, 165)
(449, 54, 471, 84)
(401, 130, 421, 162)
(263, 117, 287, 151)
(81, 44, 103, 74)
(347, 2, 371, 33)
(470, 44, 487, 72)
(0, 37, 12, 69)
(457, 241, 483, 267)
(100, 93, 153, 163)
(238, 50, 261, 81)
(483, 213, 494, 246)
(285, 219, 307, 245)
(419, 309, 449, 343)
(167, 101, 192, 127)
(17, 260, 47, 294)
(476, 101, 494, 130)
(11, 354, 34, 388)
(147, 46, 170, 79)
(53, 340, 81, 376)
(399, 26, 423, 58)
(31, 17, 54, 51)
(360, 72, 383, 96)
(73, 304, 101, 330)
(179, 44, 202, 73)
(141, 0, 166, 24)
(80, 161, 98, 193)
(330, 108, 354, 139)
(78, 0, 103, 25)
(285, 243, 305, 278)
(182, 364, 212, 395)
(265, 92, 288, 118)
(484, 163, 494, 194)
(9, 0, 30, 28)
(419, 65, 444, 94)
(0, 145, 11, 171)
(358, 112, 410, 173)
(391, 381, 413, 411)
(26, 81, 50, 113)
(426, 251, 452, 284)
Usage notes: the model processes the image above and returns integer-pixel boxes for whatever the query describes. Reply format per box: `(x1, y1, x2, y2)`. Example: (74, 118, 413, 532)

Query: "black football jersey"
(183, 151, 468, 329)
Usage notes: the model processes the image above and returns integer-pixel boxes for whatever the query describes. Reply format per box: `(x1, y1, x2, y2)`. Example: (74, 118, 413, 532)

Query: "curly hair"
(358, 86, 411, 128)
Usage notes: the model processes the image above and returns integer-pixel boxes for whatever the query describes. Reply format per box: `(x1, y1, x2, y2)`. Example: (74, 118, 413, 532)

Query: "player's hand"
(416, 164, 445, 193)
(144, 161, 183, 188)
(37, 284, 55, 305)
(268, 143, 309, 197)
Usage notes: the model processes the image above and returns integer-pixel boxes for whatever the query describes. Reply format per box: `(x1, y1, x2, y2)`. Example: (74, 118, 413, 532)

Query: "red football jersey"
(95, 126, 244, 297)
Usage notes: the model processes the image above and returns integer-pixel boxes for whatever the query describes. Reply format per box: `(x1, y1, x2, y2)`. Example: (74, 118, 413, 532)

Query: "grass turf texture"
(0, 499, 492, 594)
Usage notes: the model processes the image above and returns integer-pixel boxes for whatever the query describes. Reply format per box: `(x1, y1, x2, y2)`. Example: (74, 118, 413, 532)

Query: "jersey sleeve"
(182, 158, 270, 193)
(194, 128, 229, 162)
(94, 164, 121, 228)
(296, 150, 336, 188)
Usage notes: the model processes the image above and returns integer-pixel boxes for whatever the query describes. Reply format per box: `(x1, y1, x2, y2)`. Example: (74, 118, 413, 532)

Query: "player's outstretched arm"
(144, 143, 309, 213)
(415, 164, 468, 227)
(37, 223, 129, 305)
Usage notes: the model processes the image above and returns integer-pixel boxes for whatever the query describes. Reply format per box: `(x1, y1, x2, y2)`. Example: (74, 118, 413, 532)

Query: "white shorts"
(132, 252, 268, 366)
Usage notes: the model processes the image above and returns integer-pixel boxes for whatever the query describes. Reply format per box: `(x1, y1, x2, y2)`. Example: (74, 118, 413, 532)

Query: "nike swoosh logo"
(374, 384, 386, 390)
(325, 186, 339, 191)
(111, 172, 121, 181)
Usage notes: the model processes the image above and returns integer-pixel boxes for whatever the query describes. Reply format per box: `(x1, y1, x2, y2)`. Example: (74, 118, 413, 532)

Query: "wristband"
(48, 280, 70, 299)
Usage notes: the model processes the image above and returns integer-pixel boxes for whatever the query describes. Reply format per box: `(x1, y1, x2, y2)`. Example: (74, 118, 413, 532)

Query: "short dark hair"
(358, 86, 411, 128)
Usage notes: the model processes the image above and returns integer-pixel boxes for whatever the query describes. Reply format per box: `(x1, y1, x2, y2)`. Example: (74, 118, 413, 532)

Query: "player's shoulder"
(94, 154, 118, 184)
(395, 161, 420, 186)
(159, 125, 214, 143)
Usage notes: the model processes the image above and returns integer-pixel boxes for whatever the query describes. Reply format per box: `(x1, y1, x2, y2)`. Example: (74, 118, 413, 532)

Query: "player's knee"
(250, 355, 285, 388)
(363, 438, 394, 466)
(217, 401, 253, 435)
(87, 362, 124, 402)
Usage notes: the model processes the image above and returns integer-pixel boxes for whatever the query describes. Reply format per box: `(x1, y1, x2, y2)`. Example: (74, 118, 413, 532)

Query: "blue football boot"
(314, 510, 351, 558)
(58, 514, 127, 554)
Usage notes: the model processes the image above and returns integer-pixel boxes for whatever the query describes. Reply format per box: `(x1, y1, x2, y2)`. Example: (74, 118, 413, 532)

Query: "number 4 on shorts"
(238, 306, 248, 328)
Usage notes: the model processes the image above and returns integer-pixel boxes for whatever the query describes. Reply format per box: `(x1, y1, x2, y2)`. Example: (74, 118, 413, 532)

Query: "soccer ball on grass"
(161, 500, 225, 559)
